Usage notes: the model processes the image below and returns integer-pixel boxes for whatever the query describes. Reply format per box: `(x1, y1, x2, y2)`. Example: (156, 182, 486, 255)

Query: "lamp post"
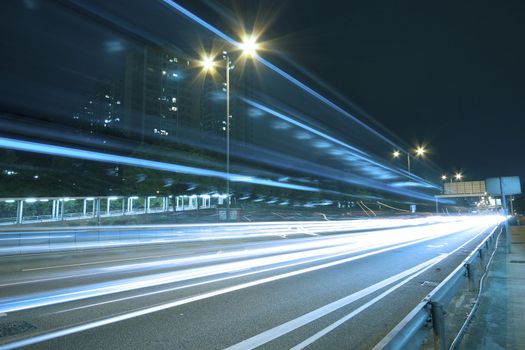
(201, 36, 258, 220)
(226, 53, 231, 220)
(392, 145, 426, 180)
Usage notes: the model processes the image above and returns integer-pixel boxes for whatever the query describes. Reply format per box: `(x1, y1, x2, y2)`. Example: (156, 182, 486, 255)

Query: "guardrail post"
(431, 301, 447, 350)
(465, 263, 476, 292)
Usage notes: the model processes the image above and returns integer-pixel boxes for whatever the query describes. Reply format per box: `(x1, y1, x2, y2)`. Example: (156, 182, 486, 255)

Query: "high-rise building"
(123, 46, 193, 143)
(199, 64, 255, 147)
(73, 80, 124, 139)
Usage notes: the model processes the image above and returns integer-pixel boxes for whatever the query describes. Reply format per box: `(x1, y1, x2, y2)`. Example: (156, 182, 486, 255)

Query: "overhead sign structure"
(444, 181, 486, 196)
(485, 176, 521, 254)
(485, 176, 521, 196)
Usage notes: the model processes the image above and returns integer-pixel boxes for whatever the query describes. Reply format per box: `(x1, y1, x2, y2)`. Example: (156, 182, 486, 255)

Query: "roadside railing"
(374, 224, 502, 350)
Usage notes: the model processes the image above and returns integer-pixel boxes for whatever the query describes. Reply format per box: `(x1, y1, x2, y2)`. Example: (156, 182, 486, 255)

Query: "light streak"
(0, 216, 504, 349)
(160, 1, 403, 150)
(0, 137, 318, 193)
(232, 222, 497, 349)
(237, 100, 440, 199)
(0, 217, 502, 313)
(0, 216, 477, 257)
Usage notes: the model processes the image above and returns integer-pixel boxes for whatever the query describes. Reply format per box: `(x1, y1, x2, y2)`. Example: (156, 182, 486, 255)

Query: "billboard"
(485, 176, 521, 196)
(444, 181, 486, 195)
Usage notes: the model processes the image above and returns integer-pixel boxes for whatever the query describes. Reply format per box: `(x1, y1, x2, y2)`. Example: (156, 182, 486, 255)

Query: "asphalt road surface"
(0, 216, 501, 349)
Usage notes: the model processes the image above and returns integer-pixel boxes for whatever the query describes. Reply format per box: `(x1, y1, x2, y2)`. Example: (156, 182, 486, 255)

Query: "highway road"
(0, 216, 502, 349)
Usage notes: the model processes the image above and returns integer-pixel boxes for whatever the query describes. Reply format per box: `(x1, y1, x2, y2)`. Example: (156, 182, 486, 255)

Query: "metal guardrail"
(374, 224, 502, 350)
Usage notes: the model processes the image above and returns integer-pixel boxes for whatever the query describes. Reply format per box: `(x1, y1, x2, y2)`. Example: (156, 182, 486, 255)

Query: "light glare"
(240, 36, 258, 57)
(201, 56, 214, 71)
(415, 146, 426, 157)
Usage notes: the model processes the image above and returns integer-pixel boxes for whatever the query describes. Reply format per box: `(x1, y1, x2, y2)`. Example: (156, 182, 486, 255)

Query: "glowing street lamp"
(392, 150, 401, 159)
(454, 172, 463, 181)
(391, 144, 428, 180)
(441, 175, 447, 181)
(415, 146, 426, 157)
(201, 36, 259, 220)
(201, 56, 215, 71)
(240, 35, 259, 57)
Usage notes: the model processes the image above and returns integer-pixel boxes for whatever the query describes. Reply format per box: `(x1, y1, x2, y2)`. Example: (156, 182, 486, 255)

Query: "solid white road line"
(225, 255, 445, 350)
(0, 223, 491, 350)
(290, 255, 441, 350)
(290, 225, 494, 349)
(1, 223, 470, 314)
(0, 225, 475, 350)
(227, 225, 491, 350)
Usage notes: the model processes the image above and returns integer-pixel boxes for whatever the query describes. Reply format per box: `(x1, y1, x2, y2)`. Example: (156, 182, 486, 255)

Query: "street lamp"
(454, 172, 463, 181)
(415, 146, 426, 157)
(239, 35, 259, 57)
(201, 56, 215, 71)
(200, 36, 259, 220)
(391, 145, 427, 180)
(441, 175, 447, 181)
(392, 150, 401, 159)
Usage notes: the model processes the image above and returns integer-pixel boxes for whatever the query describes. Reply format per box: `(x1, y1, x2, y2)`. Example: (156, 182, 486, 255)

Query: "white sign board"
(485, 176, 521, 196)
(444, 181, 486, 195)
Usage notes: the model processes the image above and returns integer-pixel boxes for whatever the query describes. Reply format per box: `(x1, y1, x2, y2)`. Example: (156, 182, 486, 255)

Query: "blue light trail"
(161, 0, 405, 151)
(0, 137, 318, 193)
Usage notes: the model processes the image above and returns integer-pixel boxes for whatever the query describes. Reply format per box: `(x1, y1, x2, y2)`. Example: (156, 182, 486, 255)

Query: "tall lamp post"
(392, 145, 426, 180)
(201, 36, 259, 220)
(392, 145, 427, 213)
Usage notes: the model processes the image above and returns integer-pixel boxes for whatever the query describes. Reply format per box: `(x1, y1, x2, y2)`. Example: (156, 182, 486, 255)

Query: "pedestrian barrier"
(0, 194, 216, 225)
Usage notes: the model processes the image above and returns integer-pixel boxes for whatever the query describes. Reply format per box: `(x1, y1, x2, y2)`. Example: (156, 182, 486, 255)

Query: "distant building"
(123, 46, 193, 143)
(73, 80, 124, 139)
(72, 45, 256, 148)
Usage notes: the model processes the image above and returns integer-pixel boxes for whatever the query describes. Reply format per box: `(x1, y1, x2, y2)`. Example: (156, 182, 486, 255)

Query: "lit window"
(172, 97, 177, 103)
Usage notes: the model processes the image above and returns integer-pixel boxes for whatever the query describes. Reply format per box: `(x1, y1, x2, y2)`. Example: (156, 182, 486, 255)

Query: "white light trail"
(0, 216, 504, 350)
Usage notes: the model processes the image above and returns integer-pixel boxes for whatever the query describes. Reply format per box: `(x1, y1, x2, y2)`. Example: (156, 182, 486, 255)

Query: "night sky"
(178, 0, 525, 183)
